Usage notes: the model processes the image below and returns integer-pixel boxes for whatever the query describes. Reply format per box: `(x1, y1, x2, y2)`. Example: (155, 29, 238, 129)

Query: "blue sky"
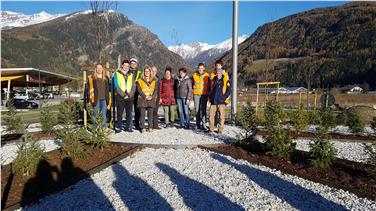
(2, 1, 346, 46)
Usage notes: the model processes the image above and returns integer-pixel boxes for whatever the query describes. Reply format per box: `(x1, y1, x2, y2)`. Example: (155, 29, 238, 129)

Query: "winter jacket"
(136, 77, 158, 108)
(85, 71, 111, 107)
(160, 78, 176, 106)
(155, 76, 161, 106)
(175, 75, 193, 100)
(113, 69, 136, 101)
(209, 75, 231, 105)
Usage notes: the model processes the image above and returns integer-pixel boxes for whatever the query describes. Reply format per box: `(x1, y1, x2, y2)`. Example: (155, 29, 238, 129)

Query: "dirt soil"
(1, 144, 142, 210)
(201, 142, 376, 201)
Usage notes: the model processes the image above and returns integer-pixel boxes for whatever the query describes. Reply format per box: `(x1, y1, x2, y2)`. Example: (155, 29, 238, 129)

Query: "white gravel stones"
(1, 139, 61, 165)
(255, 135, 370, 163)
(0, 123, 42, 134)
(307, 125, 374, 136)
(110, 124, 241, 145)
(294, 138, 370, 163)
(23, 148, 376, 210)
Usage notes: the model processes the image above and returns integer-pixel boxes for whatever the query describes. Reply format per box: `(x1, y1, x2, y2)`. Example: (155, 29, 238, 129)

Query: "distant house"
(347, 86, 363, 94)
(270, 87, 308, 94)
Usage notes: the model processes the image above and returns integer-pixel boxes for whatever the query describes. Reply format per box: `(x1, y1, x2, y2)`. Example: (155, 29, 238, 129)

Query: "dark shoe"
(169, 123, 175, 128)
(153, 127, 162, 130)
(126, 128, 133, 133)
(140, 129, 145, 133)
(115, 129, 121, 134)
(185, 125, 190, 130)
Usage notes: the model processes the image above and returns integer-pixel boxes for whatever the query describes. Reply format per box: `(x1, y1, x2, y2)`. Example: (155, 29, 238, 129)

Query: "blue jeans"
(176, 98, 190, 127)
(93, 99, 107, 128)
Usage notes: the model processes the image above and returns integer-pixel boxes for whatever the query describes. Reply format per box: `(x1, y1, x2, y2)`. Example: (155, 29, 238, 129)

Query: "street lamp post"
(231, 0, 239, 125)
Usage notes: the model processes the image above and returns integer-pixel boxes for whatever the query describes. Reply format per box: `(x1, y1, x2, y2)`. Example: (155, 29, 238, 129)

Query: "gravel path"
(23, 148, 376, 210)
(110, 124, 241, 145)
(1, 139, 61, 165)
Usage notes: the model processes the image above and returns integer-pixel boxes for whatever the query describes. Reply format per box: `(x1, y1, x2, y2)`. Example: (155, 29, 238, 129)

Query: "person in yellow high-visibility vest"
(192, 63, 210, 130)
(113, 60, 136, 133)
(136, 66, 158, 133)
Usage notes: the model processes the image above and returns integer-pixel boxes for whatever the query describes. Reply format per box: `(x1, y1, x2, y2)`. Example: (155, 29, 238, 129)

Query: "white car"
(13, 92, 29, 100)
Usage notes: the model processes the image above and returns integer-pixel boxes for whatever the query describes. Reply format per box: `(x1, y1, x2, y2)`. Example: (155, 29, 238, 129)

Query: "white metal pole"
(231, 0, 238, 125)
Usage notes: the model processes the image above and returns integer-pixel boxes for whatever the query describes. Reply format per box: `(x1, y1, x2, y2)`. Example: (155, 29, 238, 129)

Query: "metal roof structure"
(0, 68, 78, 87)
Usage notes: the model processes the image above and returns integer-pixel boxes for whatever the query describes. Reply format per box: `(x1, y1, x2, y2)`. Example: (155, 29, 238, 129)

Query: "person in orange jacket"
(85, 63, 111, 128)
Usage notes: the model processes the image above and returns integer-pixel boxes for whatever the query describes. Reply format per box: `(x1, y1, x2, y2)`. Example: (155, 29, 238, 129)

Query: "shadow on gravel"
(211, 154, 347, 211)
(112, 164, 173, 211)
(156, 163, 244, 211)
(20, 158, 115, 210)
(191, 129, 238, 144)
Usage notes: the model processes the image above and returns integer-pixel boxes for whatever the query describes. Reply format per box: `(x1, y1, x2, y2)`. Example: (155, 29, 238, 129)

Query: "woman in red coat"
(159, 67, 176, 128)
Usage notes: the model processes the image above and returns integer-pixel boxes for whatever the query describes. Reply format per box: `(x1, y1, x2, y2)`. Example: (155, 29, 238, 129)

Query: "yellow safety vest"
(115, 71, 133, 93)
(210, 71, 230, 105)
(193, 72, 209, 95)
(138, 79, 156, 96)
(88, 74, 95, 104)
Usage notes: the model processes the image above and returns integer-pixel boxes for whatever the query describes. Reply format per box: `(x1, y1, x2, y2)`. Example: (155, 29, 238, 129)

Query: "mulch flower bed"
(1, 144, 142, 210)
(1, 131, 57, 145)
(201, 142, 376, 201)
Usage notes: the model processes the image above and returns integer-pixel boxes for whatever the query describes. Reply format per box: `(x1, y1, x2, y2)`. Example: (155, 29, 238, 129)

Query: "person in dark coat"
(151, 66, 161, 130)
(136, 66, 158, 133)
(175, 67, 193, 129)
(130, 58, 142, 130)
(208, 68, 231, 133)
(160, 67, 176, 128)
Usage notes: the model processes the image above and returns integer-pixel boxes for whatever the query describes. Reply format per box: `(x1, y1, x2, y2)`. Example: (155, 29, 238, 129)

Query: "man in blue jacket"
(208, 67, 231, 134)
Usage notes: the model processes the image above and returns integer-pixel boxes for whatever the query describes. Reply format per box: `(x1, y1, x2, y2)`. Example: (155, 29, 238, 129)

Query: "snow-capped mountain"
(168, 35, 248, 67)
(1, 11, 66, 29)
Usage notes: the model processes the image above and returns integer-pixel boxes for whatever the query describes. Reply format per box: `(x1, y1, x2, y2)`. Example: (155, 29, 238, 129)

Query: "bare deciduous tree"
(90, 0, 118, 63)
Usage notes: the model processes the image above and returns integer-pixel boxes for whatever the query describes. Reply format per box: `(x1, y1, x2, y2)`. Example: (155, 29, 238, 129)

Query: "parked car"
(13, 92, 29, 100)
(43, 93, 54, 99)
(6, 99, 38, 109)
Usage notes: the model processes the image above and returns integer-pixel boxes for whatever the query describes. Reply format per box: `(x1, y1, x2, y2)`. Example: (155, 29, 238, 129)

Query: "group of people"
(85, 58, 231, 134)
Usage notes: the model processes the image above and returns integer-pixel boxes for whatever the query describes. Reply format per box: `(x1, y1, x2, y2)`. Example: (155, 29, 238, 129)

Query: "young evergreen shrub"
(309, 127, 337, 169)
(264, 100, 286, 129)
(57, 101, 87, 159)
(291, 103, 308, 132)
(256, 110, 266, 126)
(364, 117, 376, 169)
(318, 108, 336, 130)
(363, 143, 376, 168)
(40, 100, 57, 134)
(371, 117, 376, 140)
(85, 107, 111, 149)
(12, 134, 47, 177)
(336, 110, 348, 126)
(236, 102, 257, 139)
(264, 128, 296, 159)
(264, 100, 295, 159)
(4, 98, 29, 134)
(346, 109, 365, 134)
(308, 110, 321, 125)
